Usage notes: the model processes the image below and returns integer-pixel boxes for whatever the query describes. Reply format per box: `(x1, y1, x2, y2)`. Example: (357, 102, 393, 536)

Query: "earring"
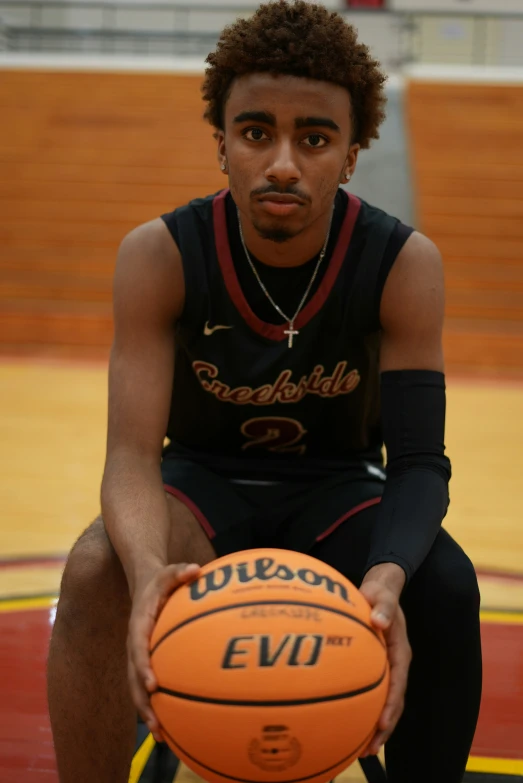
(221, 162, 227, 171)
(345, 172, 351, 181)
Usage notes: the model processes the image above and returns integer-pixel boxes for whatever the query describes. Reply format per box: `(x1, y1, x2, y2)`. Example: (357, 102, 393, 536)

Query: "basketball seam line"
(150, 598, 384, 656)
(158, 722, 376, 783)
(154, 668, 387, 706)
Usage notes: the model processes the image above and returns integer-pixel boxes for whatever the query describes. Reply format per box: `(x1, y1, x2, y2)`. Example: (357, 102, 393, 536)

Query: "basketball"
(150, 548, 389, 783)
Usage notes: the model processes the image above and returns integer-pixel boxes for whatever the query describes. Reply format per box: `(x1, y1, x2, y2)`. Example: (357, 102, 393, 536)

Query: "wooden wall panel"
(3, 70, 523, 374)
(406, 81, 523, 374)
(0, 69, 224, 356)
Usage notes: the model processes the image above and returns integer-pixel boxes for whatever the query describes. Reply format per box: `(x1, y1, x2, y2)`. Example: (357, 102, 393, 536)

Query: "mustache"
(250, 185, 311, 203)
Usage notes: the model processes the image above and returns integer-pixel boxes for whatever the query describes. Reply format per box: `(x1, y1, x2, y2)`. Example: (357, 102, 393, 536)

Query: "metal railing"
(1, 1, 523, 67)
(0, 1, 250, 56)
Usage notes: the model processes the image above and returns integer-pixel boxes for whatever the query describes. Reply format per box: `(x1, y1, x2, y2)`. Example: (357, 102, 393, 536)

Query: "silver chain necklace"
(237, 207, 333, 348)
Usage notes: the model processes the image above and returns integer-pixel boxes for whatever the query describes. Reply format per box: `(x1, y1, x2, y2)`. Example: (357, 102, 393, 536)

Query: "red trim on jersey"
(164, 485, 216, 540)
(213, 188, 362, 342)
(315, 496, 382, 542)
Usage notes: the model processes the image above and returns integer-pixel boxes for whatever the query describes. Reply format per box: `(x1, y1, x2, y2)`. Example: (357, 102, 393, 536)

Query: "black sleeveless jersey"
(161, 188, 414, 480)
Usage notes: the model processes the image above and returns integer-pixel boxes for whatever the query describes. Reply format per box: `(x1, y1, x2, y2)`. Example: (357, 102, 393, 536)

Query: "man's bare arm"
(380, 230, 445, 373)
(101, 218, 184, 596)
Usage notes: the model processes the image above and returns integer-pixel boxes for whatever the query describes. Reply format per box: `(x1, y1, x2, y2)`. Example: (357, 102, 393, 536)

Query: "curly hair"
(202, 0, 387, 149)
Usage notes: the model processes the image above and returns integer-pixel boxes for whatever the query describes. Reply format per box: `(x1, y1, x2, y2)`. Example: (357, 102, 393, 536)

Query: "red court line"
(1, 601, 521, 782)
(446, 369, 523, 387)
(1, 557, 522, 587)
(0, 354, 109, 370)
(475, 567, 523, 584)
(0, 607, 57, 781)
(0, 555, 67, 570)
(472, 620, 523, 760)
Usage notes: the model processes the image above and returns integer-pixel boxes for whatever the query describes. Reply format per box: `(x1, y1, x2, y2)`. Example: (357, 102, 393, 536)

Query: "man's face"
(218, 73, 358, 243)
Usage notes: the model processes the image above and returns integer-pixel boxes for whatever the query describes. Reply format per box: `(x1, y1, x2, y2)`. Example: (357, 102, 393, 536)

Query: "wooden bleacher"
(1, 69, 523, 373)
(406, 80, 523, 375)
(0, 69, 223, 358)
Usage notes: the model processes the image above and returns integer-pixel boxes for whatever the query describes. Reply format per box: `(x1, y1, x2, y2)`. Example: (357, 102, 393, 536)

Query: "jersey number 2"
(241, 417, 307, 455)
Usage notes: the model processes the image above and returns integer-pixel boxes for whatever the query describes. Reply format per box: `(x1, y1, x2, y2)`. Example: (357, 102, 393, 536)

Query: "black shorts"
(160, 456, 385, 558)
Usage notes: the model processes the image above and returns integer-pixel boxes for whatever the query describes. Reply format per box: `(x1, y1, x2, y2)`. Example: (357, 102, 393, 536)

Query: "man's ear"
(340, 143, 360, 184)
(216, 131, 227, 173)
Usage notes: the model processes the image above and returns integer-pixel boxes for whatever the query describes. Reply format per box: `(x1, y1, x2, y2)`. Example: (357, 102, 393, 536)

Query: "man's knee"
(407, 529, 480, 621)
(57, 516, 130, 628)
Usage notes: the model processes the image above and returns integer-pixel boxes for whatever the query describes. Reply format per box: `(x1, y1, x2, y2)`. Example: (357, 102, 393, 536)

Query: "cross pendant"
(284, 323, 299, 348)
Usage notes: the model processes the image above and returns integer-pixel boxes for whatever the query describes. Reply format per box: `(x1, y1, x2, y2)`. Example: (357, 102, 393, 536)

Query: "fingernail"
(372, 611, 389, 623)
(376, 734, 387, 750)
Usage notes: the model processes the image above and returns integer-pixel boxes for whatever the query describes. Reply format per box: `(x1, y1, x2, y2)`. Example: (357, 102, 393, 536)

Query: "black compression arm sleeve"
(364, 370, 452, 584)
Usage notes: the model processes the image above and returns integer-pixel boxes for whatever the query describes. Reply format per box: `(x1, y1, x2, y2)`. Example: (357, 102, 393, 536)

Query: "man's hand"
(358, 563, 412, 757)
(127, 563, 200, 741)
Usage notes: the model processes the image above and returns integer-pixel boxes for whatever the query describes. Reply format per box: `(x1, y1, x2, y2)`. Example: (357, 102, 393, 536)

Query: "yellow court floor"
(2, 359, 523, 783)
(1, 359, 522, 584)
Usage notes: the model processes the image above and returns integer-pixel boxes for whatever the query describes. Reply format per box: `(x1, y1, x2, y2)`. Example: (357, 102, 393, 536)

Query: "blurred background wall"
(2, 0, 523, 67)
(2, 6, 523, 776)
(1, 0, 523, 375)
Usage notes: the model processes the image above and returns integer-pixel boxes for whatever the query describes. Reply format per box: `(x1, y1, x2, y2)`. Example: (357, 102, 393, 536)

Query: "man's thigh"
(279, 472, 384, 554)
(164, 492, 217, 566)
(401, 527, 480, 620)
(161, 456, 386, 561)
(161, 457, 260, 557)
(310, 507, 479, 612)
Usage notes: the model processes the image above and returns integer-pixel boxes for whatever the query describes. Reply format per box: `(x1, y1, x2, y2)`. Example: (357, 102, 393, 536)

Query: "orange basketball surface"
(150, 549, 389, 783)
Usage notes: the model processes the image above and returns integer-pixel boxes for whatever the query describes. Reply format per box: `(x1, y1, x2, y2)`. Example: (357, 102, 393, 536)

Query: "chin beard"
(252, 220, 296, 244)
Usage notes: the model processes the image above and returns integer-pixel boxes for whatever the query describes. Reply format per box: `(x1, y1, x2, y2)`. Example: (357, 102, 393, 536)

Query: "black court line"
(464, 774, 523, 782)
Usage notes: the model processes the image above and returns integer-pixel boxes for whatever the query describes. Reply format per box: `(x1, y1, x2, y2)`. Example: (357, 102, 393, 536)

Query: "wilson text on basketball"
(189, 556, 352, 604)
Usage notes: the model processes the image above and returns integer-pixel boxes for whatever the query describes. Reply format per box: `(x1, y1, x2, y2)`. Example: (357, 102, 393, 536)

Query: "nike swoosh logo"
(204, 321, 234, 336)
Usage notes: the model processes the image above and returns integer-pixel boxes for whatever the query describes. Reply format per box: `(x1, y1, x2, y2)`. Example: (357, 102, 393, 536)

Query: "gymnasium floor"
(2, 360, 523, 782)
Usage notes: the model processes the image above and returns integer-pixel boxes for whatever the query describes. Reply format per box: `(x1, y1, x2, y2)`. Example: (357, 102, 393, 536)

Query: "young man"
(47, 2, 482, 782)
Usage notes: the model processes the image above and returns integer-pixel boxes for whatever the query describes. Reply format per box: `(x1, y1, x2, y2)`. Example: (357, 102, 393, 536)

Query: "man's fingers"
(128, 655, 158, 731)
(127, 563, 201, 743)
(129, 612, 157, 690)
(370, 600, 396, 629)
(381, 651, 409, 729)
(359, 693, 404, 756)
(378, 617, 411, 730)
(370, 590, 400, 630)
(382, 664, 409, 726)
(379, 691, 405, 732)
(363, 692, 405, 757)
(363, 729, 388, 757)
(358, 605, 411, 758)
(155, 563, 201, 613)
(359, 583, 397, 630)
(160, 563, 200, 590)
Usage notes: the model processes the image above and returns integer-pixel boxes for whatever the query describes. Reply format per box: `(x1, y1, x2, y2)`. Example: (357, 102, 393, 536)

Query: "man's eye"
(244, 128, 267, 141)
(304, 134, 327, 148)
